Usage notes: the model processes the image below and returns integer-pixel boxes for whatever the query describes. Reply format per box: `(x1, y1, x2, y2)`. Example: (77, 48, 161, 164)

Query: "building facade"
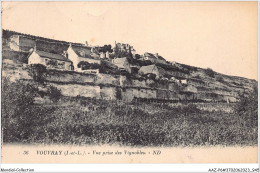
(28, 49, 73, 70)
(67, 44, 101, 70)
(9, 35, 36, 52)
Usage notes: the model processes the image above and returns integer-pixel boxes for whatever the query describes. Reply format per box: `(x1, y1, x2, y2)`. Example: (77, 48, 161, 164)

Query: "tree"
(77, 61, 100, 70)
(2, 78, 37, 141)
(29, 64, 47, 84)
(135, 54, 142, 59)
(98, 44, 113, 53)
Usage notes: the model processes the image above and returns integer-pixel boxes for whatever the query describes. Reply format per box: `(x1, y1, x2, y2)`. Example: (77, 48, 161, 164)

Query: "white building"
(28, 48, 73, 70)
(112, 57, 131, 73)
(67, 44, 101, 70)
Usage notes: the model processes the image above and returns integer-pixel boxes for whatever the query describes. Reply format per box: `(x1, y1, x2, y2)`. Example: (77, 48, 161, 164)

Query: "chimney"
(85, 41, 88, 46)
(34, 43, 37, 51)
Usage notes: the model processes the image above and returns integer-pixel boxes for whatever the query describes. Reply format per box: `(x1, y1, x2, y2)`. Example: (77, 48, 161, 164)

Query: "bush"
(134, 54, 142, 59)
(1, 78, 56, 142)
(115, 87, 122, 100)
(234, 84, 258, 127)
(29, 64, 47, 84)
(46, 59, 58, 67)
(98, 44, 113, 53)
(47, 85, 62, 103)
(77, 61, 100, 70)
(205, 68, 215, 78)
(216, 76, 224, 83)
(144, 73, 156, 80)
(99, 60, 121, 75)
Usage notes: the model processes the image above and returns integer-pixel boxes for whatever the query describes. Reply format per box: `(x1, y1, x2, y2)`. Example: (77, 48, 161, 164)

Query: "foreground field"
(2, 79, 258, 146)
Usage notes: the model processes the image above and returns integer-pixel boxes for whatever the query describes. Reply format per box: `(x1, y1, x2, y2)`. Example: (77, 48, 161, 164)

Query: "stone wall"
(2, 59, 249, 103)
(100, 86, 117, 100)
(46, 70, 97, 84)
(96, 73, 120, 85)
(53, 83, 100, 98)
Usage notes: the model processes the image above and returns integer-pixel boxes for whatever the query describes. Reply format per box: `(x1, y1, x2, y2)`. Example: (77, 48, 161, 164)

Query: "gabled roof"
(35, 50, 71, 62)
(113, 57, 127, 63)
(139, 64, 158, 74)
(158, 55, 166, 61)
(70, 44, 99, 60)
(112, 57, 128, 69)
(144, 52, 155, 58)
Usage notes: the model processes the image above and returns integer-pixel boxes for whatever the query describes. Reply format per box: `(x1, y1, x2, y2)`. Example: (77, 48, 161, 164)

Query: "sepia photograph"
(1, 1, 258, 165)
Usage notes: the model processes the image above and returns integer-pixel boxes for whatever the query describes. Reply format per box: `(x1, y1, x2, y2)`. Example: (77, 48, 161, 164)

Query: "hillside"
(2, 29, 257, 104)
(1, 29, 258, 146)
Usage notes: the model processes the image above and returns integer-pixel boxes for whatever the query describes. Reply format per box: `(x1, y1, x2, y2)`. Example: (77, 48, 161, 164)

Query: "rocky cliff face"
(2, 58, 257, 103)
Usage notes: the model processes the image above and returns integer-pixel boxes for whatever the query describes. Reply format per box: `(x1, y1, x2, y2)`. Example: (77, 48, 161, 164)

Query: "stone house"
(141, 52, 167, 64)
(9, 35, 36, 52)
(113, 41, 135, 55)
(112, 57, 131, 73)
(66, 44, 101, 70)
(138, 64, 160, 79)
(28, 48, 73, 70)
(183, 85, 198, 93)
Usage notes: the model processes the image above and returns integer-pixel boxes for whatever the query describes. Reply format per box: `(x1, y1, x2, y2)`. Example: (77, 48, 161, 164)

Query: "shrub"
(135, 54, 142, 59)
(216, 76, 224, 83)
(78, 61, 100, 70)
(205, 68, 215, 78)
(46, 59, 58, 68)
(115, 87, 122, 100)
(99, 60, 121, 75)
(234, 84, 258, 127)
(28, 64, 47, 84)
(144, 73, 156, 80)
(98, 44, 113, 53)
(1, 78, 56, 142)
(47, 85, 62, 103)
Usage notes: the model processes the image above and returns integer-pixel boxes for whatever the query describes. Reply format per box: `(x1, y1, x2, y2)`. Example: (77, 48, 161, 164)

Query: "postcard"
(1, 1, 258, 164)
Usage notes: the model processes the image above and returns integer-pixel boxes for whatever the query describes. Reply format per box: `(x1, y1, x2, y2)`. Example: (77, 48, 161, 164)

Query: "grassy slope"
(3, 94, 257, 146)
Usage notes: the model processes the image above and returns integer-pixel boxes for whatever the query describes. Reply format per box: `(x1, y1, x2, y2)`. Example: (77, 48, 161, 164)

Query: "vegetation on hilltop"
(97, 44, 113, 53)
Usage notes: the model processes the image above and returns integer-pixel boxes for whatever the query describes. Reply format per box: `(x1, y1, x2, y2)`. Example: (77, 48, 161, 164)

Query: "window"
(57, 61, 65, 69)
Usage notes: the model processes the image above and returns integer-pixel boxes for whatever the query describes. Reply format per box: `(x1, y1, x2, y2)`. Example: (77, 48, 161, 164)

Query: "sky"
(1, 1, 258, 80)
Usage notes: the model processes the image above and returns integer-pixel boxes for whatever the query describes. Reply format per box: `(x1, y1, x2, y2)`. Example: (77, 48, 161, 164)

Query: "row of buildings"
(5, 32, 242, 103)
(9, 34, 168, 76)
